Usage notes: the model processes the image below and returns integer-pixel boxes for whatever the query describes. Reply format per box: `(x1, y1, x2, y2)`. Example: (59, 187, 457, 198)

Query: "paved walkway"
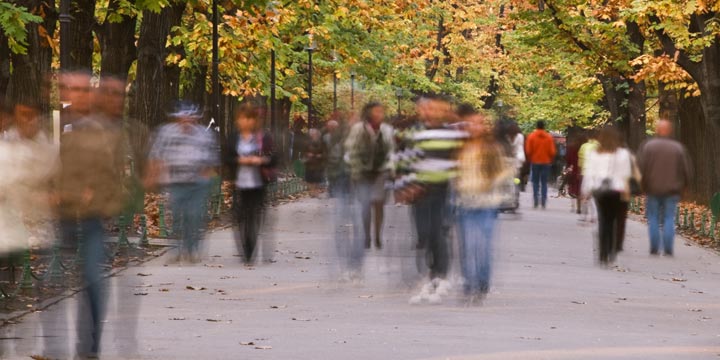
(2, 192, 720, 359)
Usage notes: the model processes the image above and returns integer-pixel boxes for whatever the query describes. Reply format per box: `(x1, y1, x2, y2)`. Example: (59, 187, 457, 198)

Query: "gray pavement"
(2, 192, 720, 359)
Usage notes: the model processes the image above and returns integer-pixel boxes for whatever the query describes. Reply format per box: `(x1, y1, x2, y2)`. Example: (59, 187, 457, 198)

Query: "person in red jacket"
(525, 121, 557, 209)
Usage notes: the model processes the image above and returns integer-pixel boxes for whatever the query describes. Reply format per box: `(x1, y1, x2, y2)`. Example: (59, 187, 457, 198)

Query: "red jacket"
(525, 129, 557, 164)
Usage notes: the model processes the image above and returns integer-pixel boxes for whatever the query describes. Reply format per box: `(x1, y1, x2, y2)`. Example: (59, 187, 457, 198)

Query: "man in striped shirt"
(395, 95, 468, 304)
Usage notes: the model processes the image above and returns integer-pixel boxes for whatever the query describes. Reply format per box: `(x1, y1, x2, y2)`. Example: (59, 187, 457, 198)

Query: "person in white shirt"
(581, 126, 632, 264)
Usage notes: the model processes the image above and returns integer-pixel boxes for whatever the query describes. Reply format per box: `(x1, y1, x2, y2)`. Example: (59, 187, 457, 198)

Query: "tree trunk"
(97, 0, 137, 82)
(677, 95, 720, 204)
(599, 75, 646, 150)
(68, 0, 96, 71)
(658, 82, 679, 123)
(6, 0, 57, 113)
(0, 33, 9, 99)
(131, 3, 186, 130)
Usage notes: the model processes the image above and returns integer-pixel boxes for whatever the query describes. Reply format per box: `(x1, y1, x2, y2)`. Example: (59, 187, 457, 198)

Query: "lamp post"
(59, 0, 71, 72)
(496, 99, 504, 122)
(212, 0, 220, 131)
(332, 51, 338, 113)
(395, 88, 403, 117)
(350, 71, 356, 110)
(305, 38, 316, 127)
(270, 49, 276, 135)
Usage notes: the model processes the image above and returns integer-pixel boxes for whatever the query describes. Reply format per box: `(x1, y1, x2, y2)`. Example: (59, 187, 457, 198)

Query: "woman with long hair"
(581, 125, 632, 264)
(455, 111, 514, 303)
(225, 104, 277, 264)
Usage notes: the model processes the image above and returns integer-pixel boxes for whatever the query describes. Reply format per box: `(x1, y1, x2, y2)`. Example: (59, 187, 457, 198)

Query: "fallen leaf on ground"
(186, 286, 207, 291)
(169, 317, 186, 320)
(270, 305, 287, 309)
(137, 273, 152, 277)
(292, 317, 312, 322)
(255, 346, 272, 350)
(206, 319, 221, 322)
(672, 278, 687, 282)
(571, 301, 586, 305)
(240, 341, 255, 346)
(358, 295, 374, 299)
(689, 309, 703, 312)
(159, 288, 170, 292)
(134, 292, 148, 296)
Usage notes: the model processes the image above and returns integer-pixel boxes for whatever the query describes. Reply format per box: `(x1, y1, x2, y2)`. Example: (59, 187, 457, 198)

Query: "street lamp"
(212, 0, 220, 131)
(395, 88, 403, 117)
(350, 71, 356, 110)
(496, 99, 504, 121)
(305, 37, 317, 127)
(332, 51, 338, 113)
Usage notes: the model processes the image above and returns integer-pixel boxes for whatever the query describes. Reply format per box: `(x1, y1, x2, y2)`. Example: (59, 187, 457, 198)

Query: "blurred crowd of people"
(0, 69, 694, 357)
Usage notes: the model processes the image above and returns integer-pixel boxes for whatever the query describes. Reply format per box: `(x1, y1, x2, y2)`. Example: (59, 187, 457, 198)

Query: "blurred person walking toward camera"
(224, 104, 277, 264)
(637, 120, 692, 256)
(455, 110, 514, 304)
(145, 101, 219, 263)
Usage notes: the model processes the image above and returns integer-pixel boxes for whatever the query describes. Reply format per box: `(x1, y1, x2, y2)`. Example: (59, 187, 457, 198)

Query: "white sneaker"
(435, 279, 452, 297)
(427, 293, 443, 304)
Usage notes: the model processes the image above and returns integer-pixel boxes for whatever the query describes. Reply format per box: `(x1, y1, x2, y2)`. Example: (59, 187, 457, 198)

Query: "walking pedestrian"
(578, 130, 599, 222)
(581, 126, 632, 264)
(56, 78, 128, 357)
(637, 120, 692, 256)
(145, 100, 219, 263)
(455, 111, 513, 304)
(224, 104, 277, 264)
(345, 102, 394, 251)
(395, 95, 466, 305)
(304, 128, 327, 196)
(565, 133, 585, 213)
(525, 120, 556, 209)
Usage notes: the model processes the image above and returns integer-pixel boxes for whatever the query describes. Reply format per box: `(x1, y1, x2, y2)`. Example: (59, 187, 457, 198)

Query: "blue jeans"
(61, 217, 106, 355)
(167, 181, 211, 256)
(531, 164, 551, 207)
(646, 195, 680, 254)
(457, 208, 497, 295)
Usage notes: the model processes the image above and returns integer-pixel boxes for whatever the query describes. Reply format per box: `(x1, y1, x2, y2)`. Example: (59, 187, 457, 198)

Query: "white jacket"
(581, 148, 632, 197)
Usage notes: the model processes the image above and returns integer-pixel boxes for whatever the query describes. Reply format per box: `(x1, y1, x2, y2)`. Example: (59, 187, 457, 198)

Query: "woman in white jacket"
(581, 126, 632, 264)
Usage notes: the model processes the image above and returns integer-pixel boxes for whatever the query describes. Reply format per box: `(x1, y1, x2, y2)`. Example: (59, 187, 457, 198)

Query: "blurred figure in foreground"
(525, 120, 556, 209)
(455, 110, 513, 304)
(0, 98, 57, 256)
(56, 73, 128, 357)
(225, 104, 277, 264)
(565, 133, 585, 213)
(145, 101, 219, 263)
(304, 128, 327, 196)
(581, 126, 632, 264)
(637, 120, 692, 256)
(346, 102, 394, 251)
(396, 95, 466, 305)
(578, 130, 599, 222)
(324, 119, 348, 198)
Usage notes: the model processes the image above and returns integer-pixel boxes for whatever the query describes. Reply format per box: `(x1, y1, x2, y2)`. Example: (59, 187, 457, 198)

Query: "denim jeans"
(646, 195, 680, 254)
(167, 181, 211, 256)
(457, 208, 497, 295)
(75, 218, 107, 356)
(531, 164, 551, 207)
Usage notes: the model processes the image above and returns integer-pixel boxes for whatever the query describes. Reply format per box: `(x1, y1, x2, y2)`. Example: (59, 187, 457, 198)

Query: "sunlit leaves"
(0, 2, 43, 55)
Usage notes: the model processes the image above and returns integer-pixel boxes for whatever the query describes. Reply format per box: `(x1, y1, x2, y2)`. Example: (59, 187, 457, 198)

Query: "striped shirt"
(394, 123, 468, 190)
(149, 123, 219, 184)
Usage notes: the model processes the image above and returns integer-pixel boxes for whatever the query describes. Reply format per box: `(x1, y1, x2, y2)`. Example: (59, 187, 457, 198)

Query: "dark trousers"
(233, 188, 266, 263)
(593, 191, 624, 263)
(412, 184, 450, 279)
